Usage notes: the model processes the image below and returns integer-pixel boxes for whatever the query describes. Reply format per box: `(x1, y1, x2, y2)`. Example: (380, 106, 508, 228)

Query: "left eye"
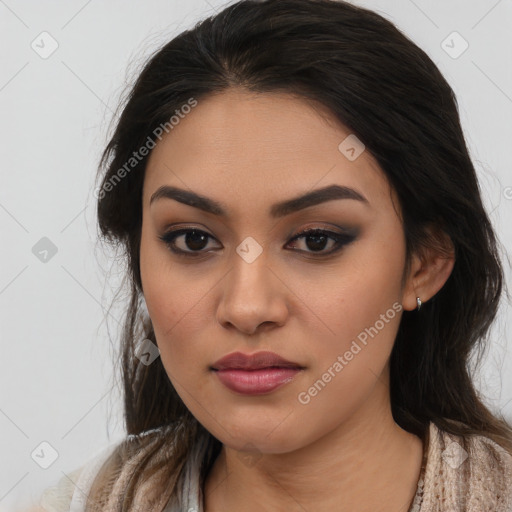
(158, 228, 356, 257)
(287, 228, 355, 254)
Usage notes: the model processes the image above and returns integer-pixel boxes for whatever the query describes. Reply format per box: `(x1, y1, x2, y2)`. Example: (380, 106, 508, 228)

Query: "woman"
(34, 0, 512, 510)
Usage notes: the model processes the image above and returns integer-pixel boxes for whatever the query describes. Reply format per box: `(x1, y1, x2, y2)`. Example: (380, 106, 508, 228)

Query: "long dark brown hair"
(89, 0, 512, 509)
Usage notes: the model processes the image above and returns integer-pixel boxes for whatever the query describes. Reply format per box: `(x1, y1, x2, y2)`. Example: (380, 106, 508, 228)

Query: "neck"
(203, 381, 425, 512)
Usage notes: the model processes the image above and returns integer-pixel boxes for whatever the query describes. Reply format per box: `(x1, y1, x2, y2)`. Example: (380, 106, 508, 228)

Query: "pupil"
(186, 230, 208, 250)
(306, 234, 327, 251)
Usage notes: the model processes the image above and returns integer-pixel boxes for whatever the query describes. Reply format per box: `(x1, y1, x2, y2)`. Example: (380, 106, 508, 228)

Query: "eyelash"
(158, 227, 356, 259)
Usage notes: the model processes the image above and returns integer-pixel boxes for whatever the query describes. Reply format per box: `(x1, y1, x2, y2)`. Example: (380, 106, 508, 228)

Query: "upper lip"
(211, 351, 304, 371)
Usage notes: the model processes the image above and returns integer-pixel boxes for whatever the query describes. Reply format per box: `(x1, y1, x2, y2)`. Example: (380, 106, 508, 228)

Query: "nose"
(215, 249, 289, 336)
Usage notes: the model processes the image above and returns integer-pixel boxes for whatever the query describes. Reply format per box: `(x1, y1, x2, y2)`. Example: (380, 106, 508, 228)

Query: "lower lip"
(213, 367, 303, 395)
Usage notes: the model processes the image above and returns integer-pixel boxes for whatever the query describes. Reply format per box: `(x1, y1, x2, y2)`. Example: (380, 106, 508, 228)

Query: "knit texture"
(37, 421, 512, 511)
(413, 422, 512, 511)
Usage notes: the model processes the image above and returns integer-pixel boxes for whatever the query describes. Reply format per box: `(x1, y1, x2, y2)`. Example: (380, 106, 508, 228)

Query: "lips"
(210, 351, 305, 395)
(211, 350, 303, 371)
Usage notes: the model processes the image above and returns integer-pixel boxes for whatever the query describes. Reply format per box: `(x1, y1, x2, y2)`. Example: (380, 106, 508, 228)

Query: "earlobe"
(402, 227, 455, 311)
(402, 252, 424, 311)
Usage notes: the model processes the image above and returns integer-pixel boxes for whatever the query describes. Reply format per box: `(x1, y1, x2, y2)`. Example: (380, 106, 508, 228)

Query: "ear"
(402, 224, 455, 311)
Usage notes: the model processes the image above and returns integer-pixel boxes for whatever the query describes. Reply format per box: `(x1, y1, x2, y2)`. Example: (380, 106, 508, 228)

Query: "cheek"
(139, 226, 210, 374)
(142, 277, 211, 376)
(142, 282, 212, 400)
(294, 232, 405, 410)
(312, 233, 405, 352)
(293, 295, 402, 442)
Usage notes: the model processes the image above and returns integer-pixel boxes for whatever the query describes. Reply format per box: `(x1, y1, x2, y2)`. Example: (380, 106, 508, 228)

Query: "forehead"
(143, 88, 394, 213)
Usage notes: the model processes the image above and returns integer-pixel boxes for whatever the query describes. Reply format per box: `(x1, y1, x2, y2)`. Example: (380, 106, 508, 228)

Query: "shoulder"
(33, 424, 180, 512)
(34, 436, 128, 512)
(423, 421, 512, 511)
(31, 422, 189, 512)
(37, 466, 85, 512)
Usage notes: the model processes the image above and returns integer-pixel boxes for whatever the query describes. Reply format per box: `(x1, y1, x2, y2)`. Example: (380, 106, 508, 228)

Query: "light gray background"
(1, 0, 511, 509)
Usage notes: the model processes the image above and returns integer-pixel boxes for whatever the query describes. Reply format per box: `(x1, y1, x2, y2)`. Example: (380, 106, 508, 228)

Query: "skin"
(139, 88, 455, 511)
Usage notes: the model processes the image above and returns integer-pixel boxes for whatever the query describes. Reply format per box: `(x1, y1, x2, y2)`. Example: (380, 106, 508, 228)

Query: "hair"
(89, 0, 512, 509)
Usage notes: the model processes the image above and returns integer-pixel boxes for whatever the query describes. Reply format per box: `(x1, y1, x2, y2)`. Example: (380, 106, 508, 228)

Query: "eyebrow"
(149, 184, 369, 218)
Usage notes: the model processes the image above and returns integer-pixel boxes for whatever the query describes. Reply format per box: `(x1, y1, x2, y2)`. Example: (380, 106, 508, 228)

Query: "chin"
(226, 435, 303, 455)
(203, 416, 309, 455)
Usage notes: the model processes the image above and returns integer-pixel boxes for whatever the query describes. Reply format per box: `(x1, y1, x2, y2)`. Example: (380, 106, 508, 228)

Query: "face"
(140, 88, 411, 454)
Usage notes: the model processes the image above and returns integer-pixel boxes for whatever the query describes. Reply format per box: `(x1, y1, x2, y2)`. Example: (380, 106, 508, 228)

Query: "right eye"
(158, 228, 221, 257)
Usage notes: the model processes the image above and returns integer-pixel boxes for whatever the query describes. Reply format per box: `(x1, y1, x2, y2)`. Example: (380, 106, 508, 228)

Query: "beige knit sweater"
(34, 421, 512, 512)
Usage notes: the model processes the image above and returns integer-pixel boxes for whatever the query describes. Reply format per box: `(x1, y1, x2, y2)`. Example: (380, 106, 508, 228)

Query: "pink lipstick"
(210, 351, 304, 395)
